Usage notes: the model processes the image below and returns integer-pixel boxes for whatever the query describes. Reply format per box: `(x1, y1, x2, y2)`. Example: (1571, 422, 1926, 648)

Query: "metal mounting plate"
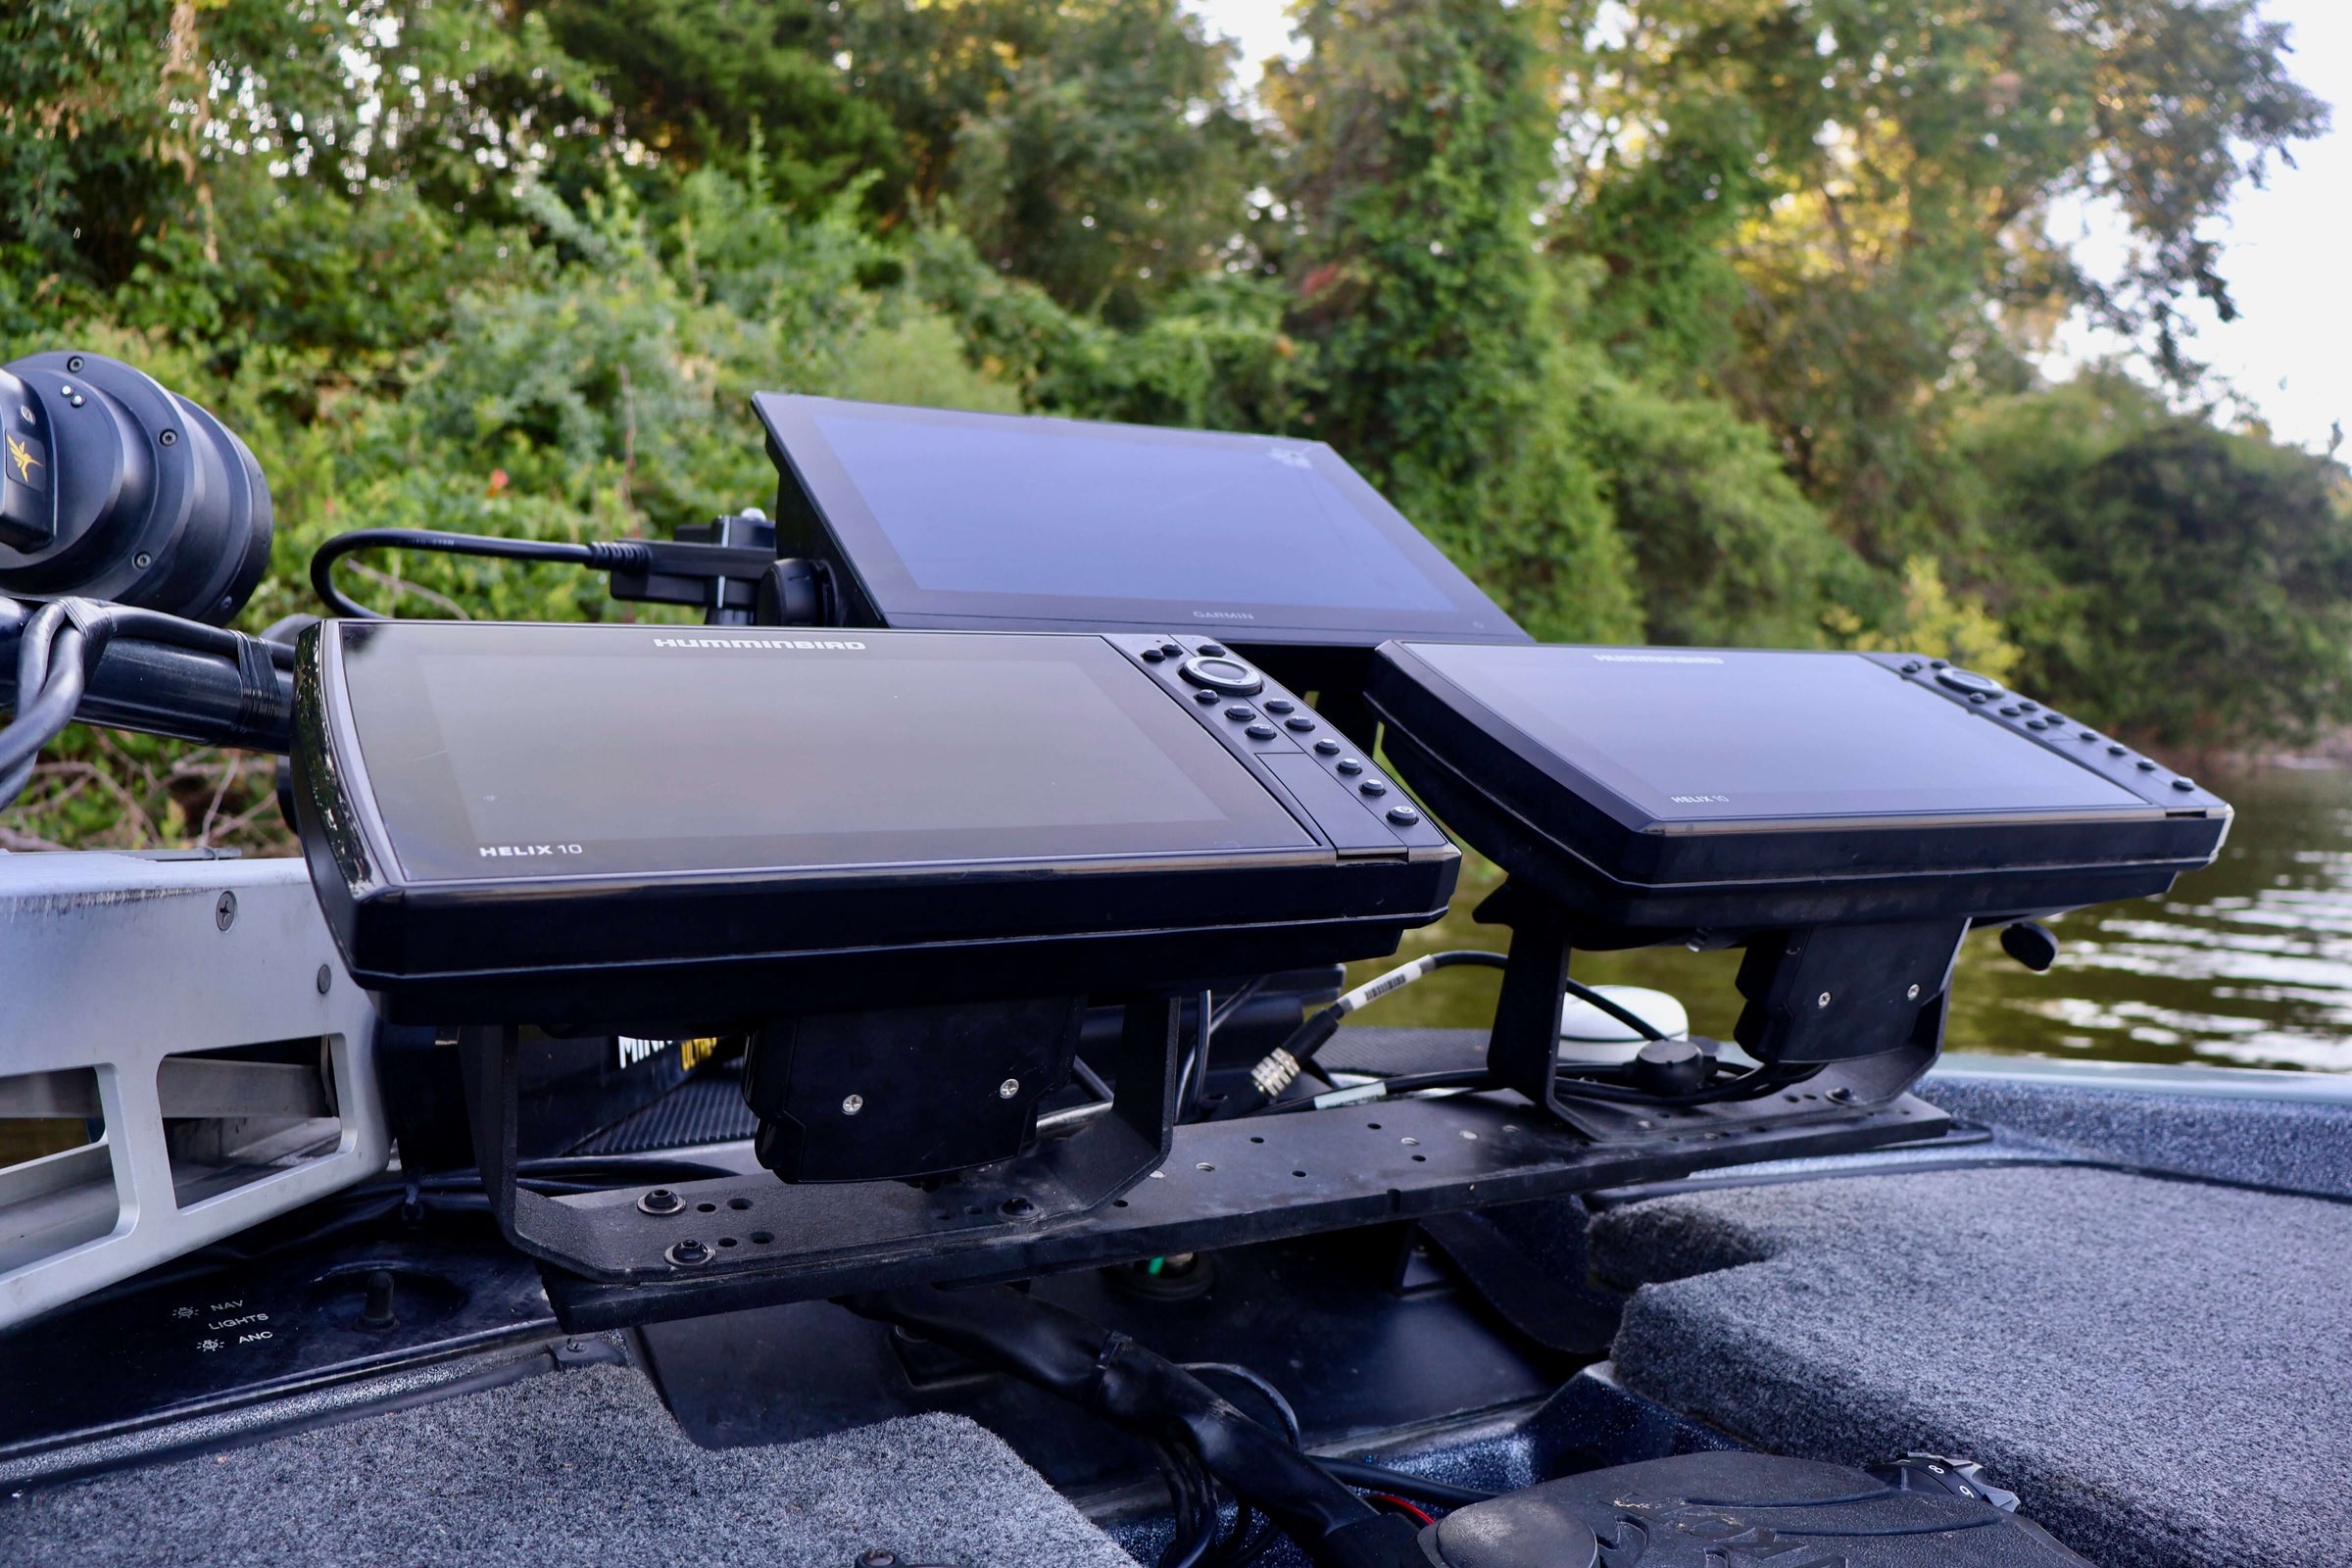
(542, 1085, 1954, 1331)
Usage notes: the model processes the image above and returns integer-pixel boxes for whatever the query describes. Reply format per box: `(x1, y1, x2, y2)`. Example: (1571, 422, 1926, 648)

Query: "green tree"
(1965, 375, 2352, 750)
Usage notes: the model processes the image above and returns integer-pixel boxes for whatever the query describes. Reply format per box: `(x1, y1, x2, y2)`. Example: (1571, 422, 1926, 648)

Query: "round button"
(1936, 666, 2002, 697)
(2079, 730, 2096, 741)
(1335, 758, 1364, 775)
(1263, 698, 1295, 714)
(1141, 648, 1164, 663)
(2108, 744, 2128, 756)
(1386, 805, 1421, 826)
(1247, 723, 1278, 740)
(1225, 705, 1255, 721)
(1160, 644, 1182, 658)
(1357, 779, 1388, 798)
(1194, 689, 1219, 705)
(2136, 760, 2158, 771)
(2018, 701, 2039, 712)
(2026, 718, 2048, 731)
(1179, 654, 1264, 697)
(2173, 778, 2196, 792)
(1998, 705, 2021, 716)
(1284, 715, 1315, 732)
(1197, 643, 1228, 657)
(1970, 692, 1990, 704)
(1313, 738, 1341, 756)
(1901, 660, 1924, 673)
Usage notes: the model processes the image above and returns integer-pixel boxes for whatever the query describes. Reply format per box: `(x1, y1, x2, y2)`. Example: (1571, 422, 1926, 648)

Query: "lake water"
(1341, 762, 2352, 1073)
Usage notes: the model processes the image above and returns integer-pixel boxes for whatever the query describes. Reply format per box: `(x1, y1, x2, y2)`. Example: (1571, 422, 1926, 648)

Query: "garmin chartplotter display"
(1366, 643, 2230, 1076)
(292, 621, 1455, 1029)
(753, 394, 1529, 651)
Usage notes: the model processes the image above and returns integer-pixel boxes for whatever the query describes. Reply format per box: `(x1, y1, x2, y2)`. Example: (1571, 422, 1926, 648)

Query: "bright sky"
(1186, 0, 2352, 454)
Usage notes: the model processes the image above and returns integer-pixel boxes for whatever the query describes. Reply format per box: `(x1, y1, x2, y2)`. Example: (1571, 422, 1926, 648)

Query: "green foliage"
(1964, 376, 2352, 749)
(0, 0, 2342, 851)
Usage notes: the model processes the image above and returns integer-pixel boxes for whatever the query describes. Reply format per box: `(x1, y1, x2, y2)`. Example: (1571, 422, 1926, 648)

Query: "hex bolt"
(999, 1196, 1037, 1218)
(638, 1188, 684, 1216)
(666, 1239, 712, 1267)
(317, 963, 333, 994)
(134, 551, 152, 569)
(214, 892, 237, 931)
(159, 429, 177, 447)
(1816, 991, 1833, 1008)
(841, 1094, 864, 1116)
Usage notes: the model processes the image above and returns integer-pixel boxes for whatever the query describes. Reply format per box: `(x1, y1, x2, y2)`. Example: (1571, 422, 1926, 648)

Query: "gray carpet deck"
(1588, 1164, 2352, 1568)
(0, 1361, 1135, 1568)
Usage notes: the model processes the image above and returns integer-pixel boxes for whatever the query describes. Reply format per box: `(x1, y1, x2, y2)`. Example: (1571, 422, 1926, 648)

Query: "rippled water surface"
(1342, 763, 2352, 1072)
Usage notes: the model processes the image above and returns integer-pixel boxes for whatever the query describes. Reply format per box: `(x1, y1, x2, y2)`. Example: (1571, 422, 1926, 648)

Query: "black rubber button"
(1335, 758, 1364, 775)
(1386, 806, 1421, 826)
(1141, 649, 1164, 662)
(2108, 744, 2128, 756)
(1194, 689, 1219, 705)
(1225, 705, 1255, 721)
(1285, 716, 1315, 732)
(2137, 760, 2158, 771)
(1161, 644, 1182, 658)
(1198, 643, 1227, 657)
(1999, 705, 2021, 716)
(2080, 730, 2096, 741)
(2018, 701, 2039, 712)
(1357, 779, 1388, 798)
(1247, 723, 1278, 740)
(1313, 739, 1341, 756)
(2173, 778, 2196, 792)
(1263, 699, 1295, 714)
(1971, 693, 1990, 704)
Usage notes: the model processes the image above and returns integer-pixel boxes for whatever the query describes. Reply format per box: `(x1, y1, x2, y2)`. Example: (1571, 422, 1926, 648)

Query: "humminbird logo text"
(479, 844, 584, 858)
(1592, 653, 1724, 664)
(652, 637, 866, 650)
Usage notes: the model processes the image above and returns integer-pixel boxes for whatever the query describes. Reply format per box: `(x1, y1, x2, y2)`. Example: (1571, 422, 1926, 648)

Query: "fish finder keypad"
(1115, 634, 1446, 856)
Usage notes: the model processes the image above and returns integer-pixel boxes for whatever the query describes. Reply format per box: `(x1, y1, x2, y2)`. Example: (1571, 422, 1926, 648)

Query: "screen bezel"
(326, 621, 1327, 888)
(1382, 642, 2173, 836)
(756, 393, 1531, 648)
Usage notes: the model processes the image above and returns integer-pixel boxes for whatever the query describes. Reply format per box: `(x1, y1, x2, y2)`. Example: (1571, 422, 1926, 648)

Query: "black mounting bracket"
(1476, 878, 1956, 1144)
(458, 995, 1179, 1287)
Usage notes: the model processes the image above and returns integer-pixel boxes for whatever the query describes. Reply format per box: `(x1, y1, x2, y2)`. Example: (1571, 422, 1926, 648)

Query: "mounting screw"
(66, 355, 83, 372)
(841, 1093, 864, 1116)
(134, 552, 152, 569)
(1816, 991, 1832, 1008)
(214, 892, 237, 931)
(999, 1195, 1037, 1218)
(638, 1188, 684, 1216)
(998, 1078, 1020, 1100)
(159, 429, 177, 447)
(1906, 983, 1921, 1000)
(317, 963, 333, 994)
(666, 1239, 712, 1267)
(1829, 1087, 1856, 1102)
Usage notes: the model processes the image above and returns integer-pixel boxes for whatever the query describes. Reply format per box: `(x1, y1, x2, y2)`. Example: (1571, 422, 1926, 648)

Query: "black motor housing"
(1421, 1452, 2087, 1568)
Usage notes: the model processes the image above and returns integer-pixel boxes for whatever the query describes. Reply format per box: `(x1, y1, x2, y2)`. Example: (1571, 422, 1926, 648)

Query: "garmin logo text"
(1191, 611, 1255, 621)
(1671, 794, 1732, 804)
(1592, 653, 1724, 664)
(477, 844, 584, 858)
(652, 636, 866, 650)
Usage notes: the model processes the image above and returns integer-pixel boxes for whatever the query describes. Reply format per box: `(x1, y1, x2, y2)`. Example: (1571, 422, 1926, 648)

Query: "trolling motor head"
(0, 350, 272, 625)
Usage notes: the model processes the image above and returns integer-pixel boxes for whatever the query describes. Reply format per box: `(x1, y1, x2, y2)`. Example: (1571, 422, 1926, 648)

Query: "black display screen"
(334, 623, 1317, 883)
(1398, 644, 2147, 825)
(757, 394, 1528, 644)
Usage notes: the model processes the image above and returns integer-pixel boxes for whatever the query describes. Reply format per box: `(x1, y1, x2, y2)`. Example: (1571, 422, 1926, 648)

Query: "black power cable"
(0, 595, 297, 808)
(842, 1287, 1422, 1568)
(310, 528, 654, 619)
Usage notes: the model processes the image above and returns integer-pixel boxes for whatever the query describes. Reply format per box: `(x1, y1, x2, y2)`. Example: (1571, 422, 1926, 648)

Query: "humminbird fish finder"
(1366, 643, 2230, 1134)
(752, 395, 1529, 702)
(293, 619, 1454, 1192)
